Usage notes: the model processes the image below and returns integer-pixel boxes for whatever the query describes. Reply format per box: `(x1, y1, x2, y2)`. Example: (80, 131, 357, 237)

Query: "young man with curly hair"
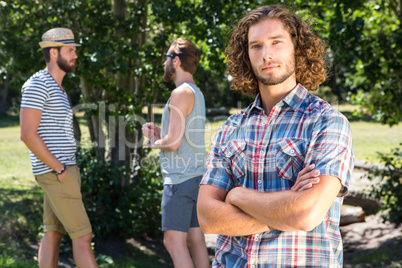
(197, 5, 354, 267)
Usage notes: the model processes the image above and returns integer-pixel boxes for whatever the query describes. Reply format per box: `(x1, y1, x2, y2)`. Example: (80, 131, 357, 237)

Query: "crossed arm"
(197, 165, 342, 236)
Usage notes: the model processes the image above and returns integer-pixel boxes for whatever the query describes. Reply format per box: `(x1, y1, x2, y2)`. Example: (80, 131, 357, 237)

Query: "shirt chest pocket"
(276, 138, 307, 182)
(220, 140, 246, 187)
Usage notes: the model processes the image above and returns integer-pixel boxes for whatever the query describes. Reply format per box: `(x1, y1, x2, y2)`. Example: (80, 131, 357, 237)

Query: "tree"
(297, 0, 401, 126)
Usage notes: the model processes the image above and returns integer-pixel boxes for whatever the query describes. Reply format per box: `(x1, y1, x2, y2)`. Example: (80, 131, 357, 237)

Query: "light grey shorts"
(161, 175, 202, 232)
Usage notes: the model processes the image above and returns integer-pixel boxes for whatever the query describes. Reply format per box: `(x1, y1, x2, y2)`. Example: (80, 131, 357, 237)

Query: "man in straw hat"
(20, 28, 97, 267)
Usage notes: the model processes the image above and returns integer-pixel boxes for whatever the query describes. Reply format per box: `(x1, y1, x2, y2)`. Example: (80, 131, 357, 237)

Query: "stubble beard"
(57, 54, 75, 73)
(254, 57, 295, 86)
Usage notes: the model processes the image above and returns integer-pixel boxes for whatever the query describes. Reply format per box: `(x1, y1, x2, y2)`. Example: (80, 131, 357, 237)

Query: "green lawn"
(0, 125, 33, 190)
(350, 121, 402, 163)
(1, 106, 401, 266)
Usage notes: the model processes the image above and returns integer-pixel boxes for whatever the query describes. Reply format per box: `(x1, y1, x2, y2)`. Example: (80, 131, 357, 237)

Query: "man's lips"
(262, 65, 279, 71)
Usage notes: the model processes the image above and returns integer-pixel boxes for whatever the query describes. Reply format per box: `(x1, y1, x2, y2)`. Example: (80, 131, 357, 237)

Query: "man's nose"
(261, 45, 273, 61)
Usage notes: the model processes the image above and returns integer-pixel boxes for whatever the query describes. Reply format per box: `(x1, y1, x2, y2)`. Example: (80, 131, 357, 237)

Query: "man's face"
(56, 46, 77, 73)
(163, 48, 176, 82)
(248, 19, 296, 86)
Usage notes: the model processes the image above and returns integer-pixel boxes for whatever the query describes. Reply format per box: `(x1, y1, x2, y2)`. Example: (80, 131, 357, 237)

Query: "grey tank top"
(160, 83, 206, 184)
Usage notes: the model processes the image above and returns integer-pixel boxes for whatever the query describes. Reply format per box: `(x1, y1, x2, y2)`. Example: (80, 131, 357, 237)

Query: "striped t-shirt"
(21, 70, 76, 175)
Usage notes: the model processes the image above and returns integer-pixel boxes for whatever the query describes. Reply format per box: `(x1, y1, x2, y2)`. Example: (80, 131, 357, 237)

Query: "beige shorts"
(35, 165, 92, 240)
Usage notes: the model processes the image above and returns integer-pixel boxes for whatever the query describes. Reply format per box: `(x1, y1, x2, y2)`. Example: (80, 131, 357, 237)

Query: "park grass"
(0, 105, 401, 266)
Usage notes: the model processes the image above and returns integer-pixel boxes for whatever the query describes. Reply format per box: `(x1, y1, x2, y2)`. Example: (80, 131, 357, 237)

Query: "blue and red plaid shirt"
(201, 84, 354, 267)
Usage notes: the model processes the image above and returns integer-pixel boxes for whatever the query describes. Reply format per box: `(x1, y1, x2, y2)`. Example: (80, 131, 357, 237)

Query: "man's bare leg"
(72, 232, 97, 268)
(187, 227, 209, 268)
(38, 231, 64, 268)
(164, 230, 194, 268)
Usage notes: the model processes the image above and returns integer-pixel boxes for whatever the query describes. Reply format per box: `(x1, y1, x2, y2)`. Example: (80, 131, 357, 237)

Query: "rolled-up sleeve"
(305, 108, 354, 196)
(201, 122, 239, 191)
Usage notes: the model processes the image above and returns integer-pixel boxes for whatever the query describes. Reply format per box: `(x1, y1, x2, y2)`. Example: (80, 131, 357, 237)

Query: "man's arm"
(20, 107, 67, 181)
(197, 164, 321, 235)
(226, 175, 341, 232)
(197, 184, 270, 236)
(226, 108, 354, 232)
(152, 86, 195, 151)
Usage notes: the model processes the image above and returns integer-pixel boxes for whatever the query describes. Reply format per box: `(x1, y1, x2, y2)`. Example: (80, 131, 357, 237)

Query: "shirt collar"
(246, 83, 308, 116)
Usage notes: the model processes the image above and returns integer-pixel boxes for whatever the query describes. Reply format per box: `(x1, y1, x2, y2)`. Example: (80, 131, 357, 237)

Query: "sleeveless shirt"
(160, 83, 206, 184)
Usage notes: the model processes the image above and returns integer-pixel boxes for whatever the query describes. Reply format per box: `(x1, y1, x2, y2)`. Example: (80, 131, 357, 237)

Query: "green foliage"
(1, 0, 400, 124)
(77, 148, 163, 240)
(297, 0, 401, 126)
(368, 144, 402, 226)
(0, 255, 37, 268)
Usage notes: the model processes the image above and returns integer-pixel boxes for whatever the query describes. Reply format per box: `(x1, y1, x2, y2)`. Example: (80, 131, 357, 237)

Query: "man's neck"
(45, 63, 66, 90)
(173, 70, 195, 88)
(259, 78, 297, 114)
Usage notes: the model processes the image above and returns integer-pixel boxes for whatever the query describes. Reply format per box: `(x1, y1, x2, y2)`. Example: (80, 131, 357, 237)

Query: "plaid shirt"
(201, 84, 354, 267)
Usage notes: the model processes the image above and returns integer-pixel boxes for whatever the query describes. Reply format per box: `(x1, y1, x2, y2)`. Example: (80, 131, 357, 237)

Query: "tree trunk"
(80, 75, 105, 160)
(73, 114, 81, 145)
(109, 0, 149, 182)
(0, 77, 10, 115)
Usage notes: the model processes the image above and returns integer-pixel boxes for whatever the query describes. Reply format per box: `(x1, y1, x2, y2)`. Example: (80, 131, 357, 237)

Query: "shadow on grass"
(0, 186, 43, 265)
(342, 227, 402, 267)
(94, 236, 173, 268)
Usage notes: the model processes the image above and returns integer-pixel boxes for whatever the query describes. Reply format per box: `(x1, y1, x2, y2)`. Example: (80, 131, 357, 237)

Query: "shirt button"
(255, 235, 259, 241)
(258, 180, 262, 184)
(290, 149, 295, 154)
(260, 149, 265, 154)
(251, 266, 255, 268)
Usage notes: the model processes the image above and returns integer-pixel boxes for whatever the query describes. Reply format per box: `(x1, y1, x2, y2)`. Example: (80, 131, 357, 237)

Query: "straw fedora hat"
(39, 27, 81, 48)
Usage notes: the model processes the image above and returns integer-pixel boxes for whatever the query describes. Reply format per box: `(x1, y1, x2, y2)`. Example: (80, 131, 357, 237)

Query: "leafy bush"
(77, 148, 163, 240)
(368, 144, 402, 227)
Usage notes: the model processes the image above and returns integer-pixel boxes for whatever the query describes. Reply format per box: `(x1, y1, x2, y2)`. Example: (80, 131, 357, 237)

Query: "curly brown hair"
(226, 5, 327, 96)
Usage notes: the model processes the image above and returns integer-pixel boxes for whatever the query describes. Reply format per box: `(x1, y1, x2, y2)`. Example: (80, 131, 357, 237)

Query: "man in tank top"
(142, 38, 209, 268)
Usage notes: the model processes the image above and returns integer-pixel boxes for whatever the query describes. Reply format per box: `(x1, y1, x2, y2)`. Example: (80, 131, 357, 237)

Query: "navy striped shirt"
(21, 70, 76, 175)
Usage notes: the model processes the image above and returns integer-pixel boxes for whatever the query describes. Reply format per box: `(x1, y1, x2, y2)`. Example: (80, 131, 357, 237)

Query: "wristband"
(55, 164, 66, 175)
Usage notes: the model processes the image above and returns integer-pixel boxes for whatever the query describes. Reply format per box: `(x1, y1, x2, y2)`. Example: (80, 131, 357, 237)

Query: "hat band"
(54, 39, 76, 44)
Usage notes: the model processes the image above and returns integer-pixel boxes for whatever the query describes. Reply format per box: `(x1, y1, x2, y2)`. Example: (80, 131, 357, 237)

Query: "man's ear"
(50, 47, 58, 58)
(174, 56, 180, 67)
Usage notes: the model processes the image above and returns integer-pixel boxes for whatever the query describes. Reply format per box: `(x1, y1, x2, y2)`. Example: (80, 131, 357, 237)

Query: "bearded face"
(56, 50, 76, 73)
(163, 59, 175, 82)
(248, 19, 296, 87)
(252, 55, 295, 86)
